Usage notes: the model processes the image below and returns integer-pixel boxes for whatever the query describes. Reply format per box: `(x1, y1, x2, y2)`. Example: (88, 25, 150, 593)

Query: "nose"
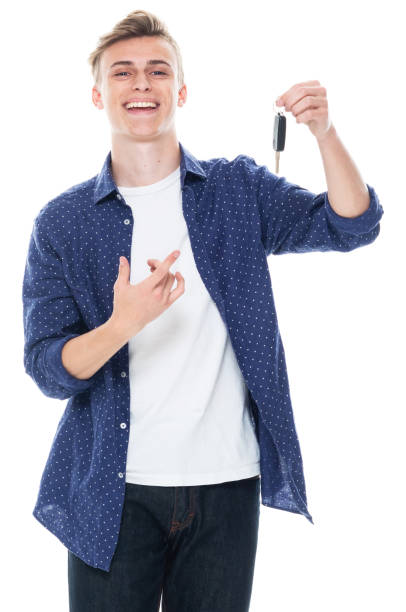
(131, 74, 152, 91)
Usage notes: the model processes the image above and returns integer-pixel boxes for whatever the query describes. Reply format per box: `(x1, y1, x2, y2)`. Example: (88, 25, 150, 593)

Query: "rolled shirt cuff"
(323, 183, 383, 235)
(44, 334, 96, 395)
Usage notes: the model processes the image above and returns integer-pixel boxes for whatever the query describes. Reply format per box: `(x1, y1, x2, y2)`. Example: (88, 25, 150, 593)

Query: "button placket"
(116, 191, 131, 483)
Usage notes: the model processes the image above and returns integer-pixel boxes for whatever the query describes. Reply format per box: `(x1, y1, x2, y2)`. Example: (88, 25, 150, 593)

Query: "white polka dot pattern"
(22, 142, 384, 571)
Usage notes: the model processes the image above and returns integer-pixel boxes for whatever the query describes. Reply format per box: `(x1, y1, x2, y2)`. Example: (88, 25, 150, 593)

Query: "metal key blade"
(275, 151, 280, 174)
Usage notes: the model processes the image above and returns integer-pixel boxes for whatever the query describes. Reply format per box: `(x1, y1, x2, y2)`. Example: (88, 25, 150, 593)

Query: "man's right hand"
(109, 250, 185, 338)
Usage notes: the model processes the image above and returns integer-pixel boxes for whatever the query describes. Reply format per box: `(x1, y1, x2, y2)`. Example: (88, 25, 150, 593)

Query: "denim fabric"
(68, 475, 260, 612)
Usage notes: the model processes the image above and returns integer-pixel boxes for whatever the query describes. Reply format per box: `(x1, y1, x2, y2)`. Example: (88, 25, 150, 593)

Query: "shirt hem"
(125, 461, 261, 486)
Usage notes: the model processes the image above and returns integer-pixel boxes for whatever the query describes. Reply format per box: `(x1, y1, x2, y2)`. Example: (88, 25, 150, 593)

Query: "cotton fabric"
(119, 165, 260, 486)
(22, 141, 383, 571)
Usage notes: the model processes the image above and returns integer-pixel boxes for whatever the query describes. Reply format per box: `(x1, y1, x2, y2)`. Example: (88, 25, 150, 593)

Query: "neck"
(110, 132, 181, 187)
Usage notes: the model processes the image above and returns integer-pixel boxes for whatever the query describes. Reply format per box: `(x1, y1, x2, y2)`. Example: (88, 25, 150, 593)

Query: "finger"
(148, 250, 180, 286)
(162, 272, 176, 295)
(167, 271, 185, 305)
(295, 105, 328, 124)
(280, 80, 321, 101)
(147, 259, 156, 271)
(294, 80, 321, 87)
(291, 94, 327, 117)
(147, 258, 161, 272)
(116, 256, 130, 285)
(280, 82, 323, 111)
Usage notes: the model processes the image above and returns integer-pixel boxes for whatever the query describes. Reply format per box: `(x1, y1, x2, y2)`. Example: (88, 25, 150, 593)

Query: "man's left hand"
(276, 80, 333, 141)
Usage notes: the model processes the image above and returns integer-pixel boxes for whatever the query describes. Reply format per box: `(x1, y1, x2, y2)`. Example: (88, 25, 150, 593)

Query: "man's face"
(92, 36, 186, 140)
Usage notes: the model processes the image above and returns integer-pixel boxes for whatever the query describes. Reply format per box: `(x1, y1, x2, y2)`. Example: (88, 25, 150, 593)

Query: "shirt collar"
(94, 141, 206, 205)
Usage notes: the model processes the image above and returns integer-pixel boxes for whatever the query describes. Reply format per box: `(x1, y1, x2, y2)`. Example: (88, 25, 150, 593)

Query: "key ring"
(273, 99, 285, 115)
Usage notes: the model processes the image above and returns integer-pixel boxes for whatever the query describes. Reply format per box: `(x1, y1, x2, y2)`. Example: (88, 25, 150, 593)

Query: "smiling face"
(92, 36, 187, 141)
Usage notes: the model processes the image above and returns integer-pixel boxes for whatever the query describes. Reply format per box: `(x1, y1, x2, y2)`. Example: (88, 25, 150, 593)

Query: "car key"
(273, 109, 286, 174)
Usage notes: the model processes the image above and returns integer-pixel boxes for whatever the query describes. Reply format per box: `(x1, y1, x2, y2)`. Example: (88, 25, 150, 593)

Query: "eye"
(114, 71, 167, 77)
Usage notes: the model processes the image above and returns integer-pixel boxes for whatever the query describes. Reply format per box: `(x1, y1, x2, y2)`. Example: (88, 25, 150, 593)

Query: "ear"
(178, 83, 187, 107)
(92, 85, 104, 110)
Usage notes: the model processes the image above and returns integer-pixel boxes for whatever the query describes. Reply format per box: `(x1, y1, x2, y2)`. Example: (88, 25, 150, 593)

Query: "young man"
(22, 9, 384, 612)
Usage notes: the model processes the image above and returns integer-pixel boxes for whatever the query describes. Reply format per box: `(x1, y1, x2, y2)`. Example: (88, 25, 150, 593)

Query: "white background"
(2, 0, 405, 610)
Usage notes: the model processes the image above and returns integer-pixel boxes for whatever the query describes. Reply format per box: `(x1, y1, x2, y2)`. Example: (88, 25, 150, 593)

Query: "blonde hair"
(88, 10, 184, 90)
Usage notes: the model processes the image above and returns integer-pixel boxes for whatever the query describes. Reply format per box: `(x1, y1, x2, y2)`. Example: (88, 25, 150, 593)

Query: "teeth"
(126, 101, 157, 109)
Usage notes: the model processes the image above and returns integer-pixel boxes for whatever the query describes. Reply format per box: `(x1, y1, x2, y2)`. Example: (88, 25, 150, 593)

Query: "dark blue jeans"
(68, 475, 260, 611)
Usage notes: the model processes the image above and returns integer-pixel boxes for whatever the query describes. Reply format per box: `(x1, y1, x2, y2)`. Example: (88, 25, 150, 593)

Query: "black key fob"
(273, 112, 286, 152)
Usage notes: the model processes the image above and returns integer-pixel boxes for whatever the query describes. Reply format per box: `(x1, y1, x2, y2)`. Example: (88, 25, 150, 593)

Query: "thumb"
(117, 256, 130, 284)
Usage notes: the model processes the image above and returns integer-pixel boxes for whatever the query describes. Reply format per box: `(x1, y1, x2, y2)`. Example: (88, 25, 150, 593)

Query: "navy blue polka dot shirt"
(22, 141, 384, 571)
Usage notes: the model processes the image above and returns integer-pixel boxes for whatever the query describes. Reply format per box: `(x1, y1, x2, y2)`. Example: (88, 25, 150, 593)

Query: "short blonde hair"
(88, 9, 184, 90)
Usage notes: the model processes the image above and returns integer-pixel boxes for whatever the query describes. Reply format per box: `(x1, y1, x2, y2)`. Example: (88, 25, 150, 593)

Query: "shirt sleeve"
(247, 157, 384, 257)
(22, 213, 99, 400)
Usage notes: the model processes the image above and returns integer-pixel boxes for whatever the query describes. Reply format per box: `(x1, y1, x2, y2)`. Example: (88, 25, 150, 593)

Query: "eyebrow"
(109, 59, 173, 70)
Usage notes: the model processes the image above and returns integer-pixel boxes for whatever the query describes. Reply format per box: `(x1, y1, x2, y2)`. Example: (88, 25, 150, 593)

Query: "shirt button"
(121, 371, 127, 377)
(116, 193, 122, 200)
(124, 219, 130, 225)
(118, 472, 124, 478)
(120, 422, 127, 429)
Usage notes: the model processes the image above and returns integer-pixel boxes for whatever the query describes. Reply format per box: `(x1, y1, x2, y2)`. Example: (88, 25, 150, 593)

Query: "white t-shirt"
(118, 165, 260, 486)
